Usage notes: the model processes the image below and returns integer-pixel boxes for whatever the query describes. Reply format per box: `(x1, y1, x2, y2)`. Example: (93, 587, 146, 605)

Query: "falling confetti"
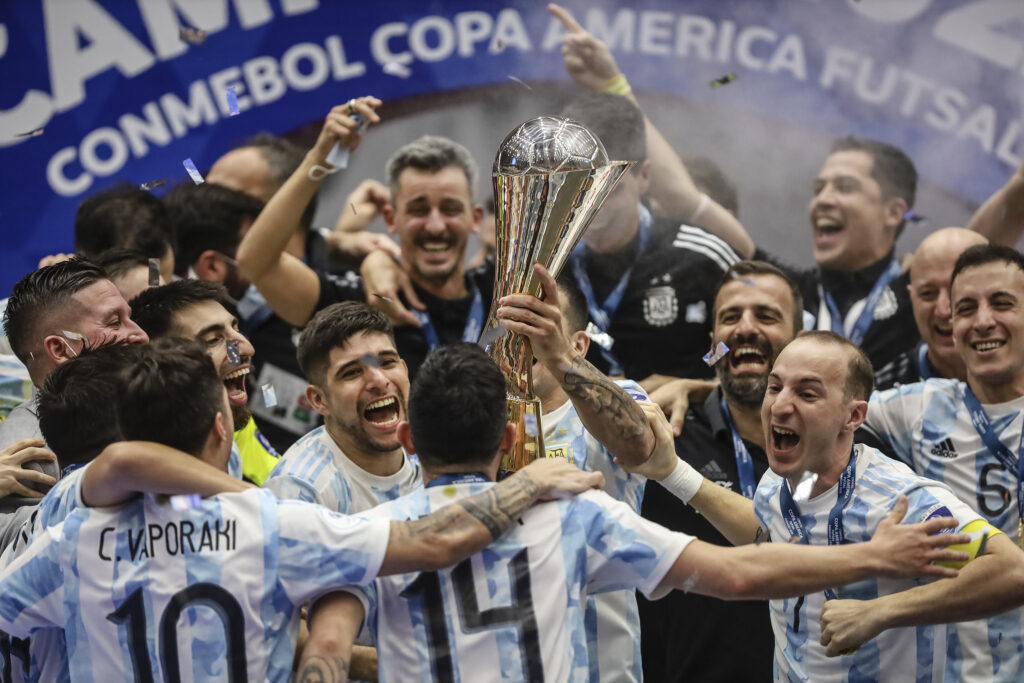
(16, 128, 44, 138)
(183, 158, 204, 185)
(261, 383, 278, 409)
(170, 493, 202, 510)
(351, 203, 358, 215)
(139, 178, 167, 191)
(584, 322, 614, 350)
(359, 353, 382, 369)
(225, 338, 241, 365)
(148, 258, 160, 286)
(383, 61, 412, 78)
(709, 73, 738, 88)
(729, 271, 756, 286)
(226, 87, 240, 116)
(508, 75, 532, 90)
(702, 341, 729, 366)
(179, 26, 207, 44)
(523, 413, 539, 437)
(372, 293, 393, 303)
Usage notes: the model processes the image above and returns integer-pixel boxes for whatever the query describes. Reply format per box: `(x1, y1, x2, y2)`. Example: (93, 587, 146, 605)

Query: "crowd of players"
(1, 4, 1024, 681)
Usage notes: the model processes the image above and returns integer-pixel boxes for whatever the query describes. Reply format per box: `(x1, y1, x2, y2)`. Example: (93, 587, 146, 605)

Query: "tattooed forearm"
(386, 471, 540, 572)
(297, 655, 349, 683)
(561, 354, 651, 454)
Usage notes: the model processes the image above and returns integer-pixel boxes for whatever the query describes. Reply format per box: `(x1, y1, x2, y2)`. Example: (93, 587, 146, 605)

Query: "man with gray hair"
(237, 99, 490, 375)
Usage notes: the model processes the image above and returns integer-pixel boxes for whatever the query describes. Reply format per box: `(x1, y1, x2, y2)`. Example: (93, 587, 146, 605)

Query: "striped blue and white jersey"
(351, 484, 691, 683)
(264, 426, 421, 513)
(752, 444, 983, 683)
(0, 489, 389, 683)
(543, 380, 648, 683)
(862, 378, 1024, 682)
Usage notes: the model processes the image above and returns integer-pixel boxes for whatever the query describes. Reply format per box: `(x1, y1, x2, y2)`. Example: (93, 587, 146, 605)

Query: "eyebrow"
(334, 350, 400, 376)
(196, 322, 229, 338)
(767, 373, 826, 390)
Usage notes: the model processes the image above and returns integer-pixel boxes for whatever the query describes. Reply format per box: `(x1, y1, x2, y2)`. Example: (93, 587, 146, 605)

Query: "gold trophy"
(481, 116, 633, 471)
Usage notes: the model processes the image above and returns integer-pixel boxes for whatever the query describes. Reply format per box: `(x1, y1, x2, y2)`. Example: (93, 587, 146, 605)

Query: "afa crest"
(643, 286, 678, 327)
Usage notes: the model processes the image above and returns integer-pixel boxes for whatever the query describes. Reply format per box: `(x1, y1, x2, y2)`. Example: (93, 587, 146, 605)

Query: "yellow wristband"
(603, 74, 632, 97)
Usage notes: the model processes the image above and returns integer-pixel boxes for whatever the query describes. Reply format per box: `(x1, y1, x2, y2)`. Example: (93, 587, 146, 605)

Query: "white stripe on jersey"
(864, 378, 1024, 681)
(0, 490, 389, 683)
(753, 444, 982, 683)
(543, 380, 648, 683)
(356, 485, 692, 683)
(264, 426, 421, 513)
(671, 233, 738, 273)
(673, 225, 740, 267)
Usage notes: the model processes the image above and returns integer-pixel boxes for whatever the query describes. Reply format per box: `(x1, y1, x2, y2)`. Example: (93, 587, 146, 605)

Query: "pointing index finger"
(548, 3, 584, 34)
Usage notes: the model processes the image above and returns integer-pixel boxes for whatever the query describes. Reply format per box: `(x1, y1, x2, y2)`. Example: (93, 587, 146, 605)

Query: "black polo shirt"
(757, 249, 920, 371)
(873, 341, 942, 390)
(639, 387, 774, 683)
(580, 216, 740, 381)
(317, 261, 494, 378)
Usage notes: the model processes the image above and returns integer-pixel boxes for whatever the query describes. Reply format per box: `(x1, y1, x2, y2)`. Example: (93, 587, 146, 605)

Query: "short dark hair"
(715, 261, 804, 335)
(385, 136, 478, 203)
(4, 258, 108, 365)
(165, 182, 264, 276)
(236, 133, 317, 230)
(117, 338, 224, 456)
(561, 93, 646, 165)
(94, 248, 152, 282)
(793, 331, 874, 401)
(950, 244, 1024, 296)
(74, 183, 173, 261)
(38, 343, 140, 466)
(684, 156, 738, 216)
(408, 343, 507, 469)
(831, 136, 917, 237)
(298, 302, 394, 385)
(129, 280, 237, 340)
(555, 272, 588, 333)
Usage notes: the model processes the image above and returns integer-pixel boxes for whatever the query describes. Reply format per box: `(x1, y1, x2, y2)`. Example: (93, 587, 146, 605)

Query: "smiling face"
(386, 166, 481, 289)
(809, 150, 902, 272)
(909, 229, 987, 372)
(311, 331, 410, 457)
(951, 261, 1024, 391)
(762, 338, 865, 483)
(712, 273, 798, 406)
(171, 299, 256, 430)
(65, 279, 150, 350)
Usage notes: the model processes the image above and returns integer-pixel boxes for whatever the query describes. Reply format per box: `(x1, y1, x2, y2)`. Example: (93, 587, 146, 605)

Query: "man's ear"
(212, 409, 229, 443)
(883, 197, 908, 235)
(382, 203, 397, 235)
(42, 334, 76, 365)
(397, 420, 416, 454)
(305, 384, 330, 418)
(193, 250, 226, 282)
(471, 203, 484, 234)
(844, 400, 869, 433)
(571, 329, 589, 357)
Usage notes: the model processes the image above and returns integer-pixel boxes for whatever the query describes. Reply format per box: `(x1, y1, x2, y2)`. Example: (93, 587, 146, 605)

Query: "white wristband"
(660, 457, 704, 504)
(689, 192, 711, 224)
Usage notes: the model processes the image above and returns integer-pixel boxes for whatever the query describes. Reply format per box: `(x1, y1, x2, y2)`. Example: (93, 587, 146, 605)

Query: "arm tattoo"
(561, 354, 647, 442)
(297, 655, 349, 683)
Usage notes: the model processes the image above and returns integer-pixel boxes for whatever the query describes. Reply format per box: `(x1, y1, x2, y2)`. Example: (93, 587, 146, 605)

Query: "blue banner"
(1, 0, 1022, 294)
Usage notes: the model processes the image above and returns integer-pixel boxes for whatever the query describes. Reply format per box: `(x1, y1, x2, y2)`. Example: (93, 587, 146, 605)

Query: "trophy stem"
(501, 396, 545, 471)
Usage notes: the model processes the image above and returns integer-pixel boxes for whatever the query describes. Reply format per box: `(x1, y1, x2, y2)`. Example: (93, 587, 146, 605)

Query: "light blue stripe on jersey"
(265, 427, 355, 511)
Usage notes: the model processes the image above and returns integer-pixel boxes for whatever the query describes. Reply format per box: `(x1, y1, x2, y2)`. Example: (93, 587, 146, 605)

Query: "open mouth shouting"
(730, 342, 771, 373)
(224, 366, 250, 405)
(813, 217, 844, 249)
(363, 395, 402, 429)
(771, 425, 801, 455)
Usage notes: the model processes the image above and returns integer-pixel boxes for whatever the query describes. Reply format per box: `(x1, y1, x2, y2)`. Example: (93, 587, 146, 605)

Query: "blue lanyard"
(822, 257, 902, 346)
(425, 472, 491, 488)
(962, 385, 1024, 523)
(778, 446, 858, 601)
(719, 397, 757, 499)
(916, 344, 932, 381)
(412, 284, 484, 351)
(570, 203, 652, 375)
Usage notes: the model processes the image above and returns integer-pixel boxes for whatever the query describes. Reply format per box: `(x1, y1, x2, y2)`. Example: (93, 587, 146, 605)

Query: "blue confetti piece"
(225, 338, 241, 365)
(226, 87, 240, 116)
(261, 383, 277, 409)
(523, 413, 539, 437)
(702, 341, 730, 367)
(170, 493, 202, 511)
(183, 158, 204, 185)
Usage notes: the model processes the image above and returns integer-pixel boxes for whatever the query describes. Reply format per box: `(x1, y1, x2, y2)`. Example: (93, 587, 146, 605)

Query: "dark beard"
(231, 401, 252, 432)
(716, 365, 768, 407)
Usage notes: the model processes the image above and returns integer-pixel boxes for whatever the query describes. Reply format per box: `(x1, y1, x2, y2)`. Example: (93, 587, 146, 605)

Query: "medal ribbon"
(821, 257, 902, 346)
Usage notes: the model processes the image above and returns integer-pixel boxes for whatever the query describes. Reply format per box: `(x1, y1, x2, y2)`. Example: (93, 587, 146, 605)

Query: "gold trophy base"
(500, 396, 547, 471)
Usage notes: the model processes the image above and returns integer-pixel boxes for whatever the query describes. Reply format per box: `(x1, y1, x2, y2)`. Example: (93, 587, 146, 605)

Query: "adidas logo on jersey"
(930, 437, 958, 459)
(700, 461, 734, 489)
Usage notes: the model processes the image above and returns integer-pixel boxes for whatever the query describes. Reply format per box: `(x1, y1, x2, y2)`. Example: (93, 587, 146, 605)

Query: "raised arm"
(297, 591, 365, 683)
(548, 3, 756, 258)
(81, 441, 253, 508)
(236, 97, 381, 327)
(659, 496, 969, 600)
(497, 263, 655, 465)
(323, 179, 402, 264)
(820, 531, 1024, 656)
(966, 159, 1024, 247)
(378, 457, 603, 575)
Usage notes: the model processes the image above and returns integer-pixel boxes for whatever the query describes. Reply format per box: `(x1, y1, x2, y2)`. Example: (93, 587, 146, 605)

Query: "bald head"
(207, 147, 272, 201)
(907, 228, 987, 379)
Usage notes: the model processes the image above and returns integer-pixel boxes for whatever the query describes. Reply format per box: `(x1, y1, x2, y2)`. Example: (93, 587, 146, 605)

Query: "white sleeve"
(0, 525, 65, 637)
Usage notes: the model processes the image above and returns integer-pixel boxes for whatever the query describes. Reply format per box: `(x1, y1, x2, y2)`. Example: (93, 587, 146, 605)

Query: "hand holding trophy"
(481, 116, 633, 470)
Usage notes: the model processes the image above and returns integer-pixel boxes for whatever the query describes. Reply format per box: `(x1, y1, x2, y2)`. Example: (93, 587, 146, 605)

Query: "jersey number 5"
(107, 583, 247, 682)
(400, 547, 543, 681)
